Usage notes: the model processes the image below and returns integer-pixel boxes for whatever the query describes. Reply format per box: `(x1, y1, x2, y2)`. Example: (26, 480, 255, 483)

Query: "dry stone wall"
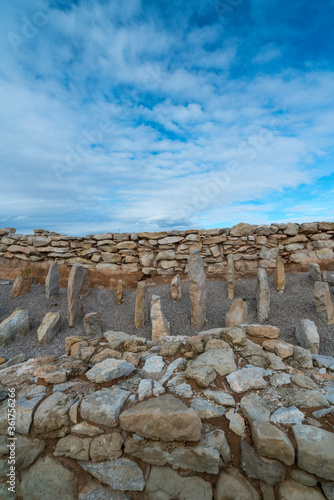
(1, 221, 334, 287)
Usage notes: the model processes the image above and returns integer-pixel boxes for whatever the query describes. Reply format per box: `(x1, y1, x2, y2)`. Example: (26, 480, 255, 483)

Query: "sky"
(1, 0, 334, 236)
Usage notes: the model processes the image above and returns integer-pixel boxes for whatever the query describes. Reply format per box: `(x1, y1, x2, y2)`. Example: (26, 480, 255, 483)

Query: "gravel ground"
(1, 272, 334, 361)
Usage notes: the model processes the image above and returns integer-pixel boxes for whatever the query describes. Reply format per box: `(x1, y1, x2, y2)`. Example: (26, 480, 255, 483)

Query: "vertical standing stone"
(313, 281, 334, 325)
(256, 268, 270, 322)
(171, 275, 182, 300)
(150, 295, 170, 343)
(309, 263, 322, 282)
(117, 280, 123, 305)
(83, 312, 102, 338)
(45, 261, 59, 299)
(226, 298, 247, 327)
(67, 264, 86, 327)
(135, 282, 147, 328)
(12, 269, 32, 298)
(188, 250, 206, 328)
(274, 256, 286, 293)
(227, 254, 236, 299)
(80, 272, 90, 297)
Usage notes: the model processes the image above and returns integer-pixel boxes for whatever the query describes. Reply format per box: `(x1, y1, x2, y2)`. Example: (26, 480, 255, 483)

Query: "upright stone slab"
(256, 268, 270, 322)
(274, 256, 285, 293)
(135, 281, 147, 328)
(150, 295, 170, 343)
(37, 312, 61, 346)
(225, 298, 247, 327)
(188, 250, 206, 328)
(45, 261, 59, 298)
(12, 268, 32, 298)
(0, 309, 29, 347)
(171, 274, 182, 300)
(227, 254, 236, 299)
(116, 280, 123, 305)
(313, 281, 334, 325)
(295, 319, 319, 354)
(309, 263, 322, 282)
(83, 312, 101, 338)
(67, 264, 86, 327)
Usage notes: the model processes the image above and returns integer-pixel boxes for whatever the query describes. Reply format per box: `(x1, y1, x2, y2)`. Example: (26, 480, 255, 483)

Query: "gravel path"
(1, 272, 334, 361)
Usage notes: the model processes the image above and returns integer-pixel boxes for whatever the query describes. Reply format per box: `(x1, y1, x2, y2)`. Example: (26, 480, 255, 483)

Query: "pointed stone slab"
(67, 264, 86, 327)
(45, 261, 59, 298)
(274, 256, 285, 293)
(188, 250, 206, 328)
(150, 295, 170, 343)
(135, 281, 147, 328)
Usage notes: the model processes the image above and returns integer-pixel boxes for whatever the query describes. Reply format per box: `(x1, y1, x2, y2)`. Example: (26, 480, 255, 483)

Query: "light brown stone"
(227, 254, 236, 299)
(67, 264, 86, 327)
(274, 256, 286, 293)
(12, 268, 32, 297)
(37, 312, 61, 346)
(116, 279, 123, 304)
(171, 274, 182, 300)
(135, 281, 147, 328)
(119, 394, 202, 442)
(245, 324, 279, 338)
(226, 298, 247, 327)
(188, 250, 206, 328)
(313, 281, 334, 325)
(150, 294, 170, 342)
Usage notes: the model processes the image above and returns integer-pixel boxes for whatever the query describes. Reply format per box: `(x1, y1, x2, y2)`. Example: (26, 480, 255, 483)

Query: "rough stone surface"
(119, 394, 202, 442)
(21, 456, 77, 500)
(80, 388, 130, 427)
(90, 432, 124, 461)
(215, 467, 260, 500)
(34, 392, 74, 438)
(227, 366, 267, 393)
(279, 479, 326, 500)
(79, 459, 145, 491)
(12, 269, 32, 297)
(185, 360, 217, 387)
(54, 434, 91, 460)
(188, 250, 206, 328)
(227, 254, 236, 299)
(256, 268, 270, 322)
(245, 324, 279, 339)
(145, 466, 212, 500)
(240, 440, 286, 486)
(68, 264, 86, 327)
(194, 348, 237, 376)
(293, 425, 334, 480)
(226, 298, 247, 327)
(37, 312, 61, 346)
(274, 256, 286, 293)
(171, 274, 182, 300)
(150, 295, 170, 343)
(135, 282, 147, 328)
(309, 263, 322, 282)
(270, 406, 305, 425)
(252, 421, 295, 465)
(240, 393, 274, 424)
(45, 261, 59, 298)
(85, 358, 135, 383)
(295, 318, 320, 354)
(83, 312, 102, 338)
(313, 281, 334, 325)
(0, 308, 29, 347)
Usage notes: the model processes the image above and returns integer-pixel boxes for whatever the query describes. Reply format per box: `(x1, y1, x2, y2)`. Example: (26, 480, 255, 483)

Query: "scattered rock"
(142, 355, 165, 375)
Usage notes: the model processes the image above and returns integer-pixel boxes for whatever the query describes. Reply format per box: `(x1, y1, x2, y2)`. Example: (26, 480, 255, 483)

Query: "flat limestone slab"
(119, 394, 202, 442)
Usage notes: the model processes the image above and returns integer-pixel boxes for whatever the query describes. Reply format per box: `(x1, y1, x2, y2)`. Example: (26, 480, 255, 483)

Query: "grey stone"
(313, 281, 334, 325)
(190, 397, 226, 419)
(0, 353, 25, 370)
(293, 346, 313, 369)
(34, 392, 74, 438)
(309, 263, 322, 282)
(67, 264, 86, 327)
(21, 456, 77, 500)
(295, 319, 320, 354)
(71, 421, 104, 436)
(256, 268, 270, 322)
(291, 374, 319, 390)
(203, 389, 236, 407)
(138, 379, 152, 400)
(313, 354, 334, 371)
(290, 468, 317, 487)
(278, 388, 330, 409)
(0, 309, 29, 347)
(270, 406, 305, 425)
(83, 312, 102, 338)
(322, 482, 334, 500)
(85, 359, 136, 383)
(142, 355, 165, 375)
(227, 366, 267, 393)
(145, 466, 212, 500)
(252, 421, 295, 465)
(80, 388, 130, 427)
(45, 261, 59, 298)
(215, 467, 260, 500)
(79, 459, 145, 491)
(185, 360, 217, 387)
(54, 434, 91, 460)
(226, 409, 246, 438)
(293, 425, 334, 480)
(90, 432, 124, 461)
(240, 440, 286, 486)
(15, 435, 45, 470)
(79, 480, 130, 499)
(241, 392, 274, 424)
(195, 348, 237, 376)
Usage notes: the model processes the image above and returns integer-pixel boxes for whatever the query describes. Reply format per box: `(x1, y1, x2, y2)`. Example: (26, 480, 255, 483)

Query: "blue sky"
(1, 0, 334, 235)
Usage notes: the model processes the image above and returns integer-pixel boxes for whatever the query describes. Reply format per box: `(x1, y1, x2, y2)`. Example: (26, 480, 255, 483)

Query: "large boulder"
(119, 394, 202, 442)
